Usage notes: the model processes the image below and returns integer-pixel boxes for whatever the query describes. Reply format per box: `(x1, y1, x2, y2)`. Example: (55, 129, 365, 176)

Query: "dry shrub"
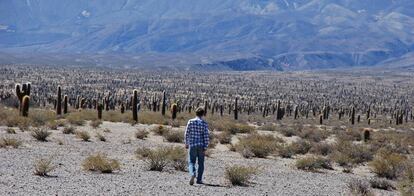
(96, 133, 106, 142)
(135, 147, 152, 158)
(398, 163, 414, 196)
(225, 165, 258, 186)
(0, 137, 22, 148)
(210, 118, 254, 134)
(168, 146, 187, 171)
(330, 140, 374, 166)
(295, 156, 332, 171)
(310, 142, 334, 156)
(6, 127, 16, 134)
(369, 149, 407, 179)
(135, 129, 149, 139)
(31, 127, 52, 142)
(34, 157, 56, 176)
(76, 130, 91, 142)
(217, 131, 232, 144)
(103, 111, 132, 123)
(260, 124, 277, 132)
(46, 121, 58, 130)
(297, 127, 329, 142)
(143, 147, 171, 171)
(66, 112, 86, 126)
(151, 125, 169, 136)
(277, 139, 311, 158)
(369, 178, 395, 191)
(63, 126, 76, 134)
(278, 127, 299, 137)
(370, 131, 412, 155)
(336, 128, 362, 141)
(163, 130, 184, 143)
(139, 111, 167, 125)
(348, 179, 373, 196)
(29, 109, 56, 127)
(82, 153, 120, 173)
(235, 134, 282, 158)
(89, 120, 102, 129)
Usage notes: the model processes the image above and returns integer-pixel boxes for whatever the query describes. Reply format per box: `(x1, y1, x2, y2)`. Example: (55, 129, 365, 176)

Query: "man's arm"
(185, 120, 191, 148)
(203, 123, 209, 150)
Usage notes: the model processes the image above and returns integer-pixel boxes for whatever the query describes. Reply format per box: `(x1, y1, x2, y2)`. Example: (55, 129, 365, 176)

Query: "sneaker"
(189, 175, 195, 185)
(196, 181, 203, 184)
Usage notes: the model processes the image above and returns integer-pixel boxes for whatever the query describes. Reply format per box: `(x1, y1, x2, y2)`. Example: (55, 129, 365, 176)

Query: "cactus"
(319, 114, 323, 125)
(234, 97, 238, 120)
(56, 86, 62, 115)
(276, 100, 282, 120)
(21, 95, 30, 117)
(161, 91, 166, 116)
(132, 89, 138, 122)
(63, 95, 68, 114)
(294, 105, 299, 119)
(350, 106, 355, 125)
(97, 103, 103, 119)
(171, 103, 178, 120)
(368, 118, 371, 125)
(75, 95, 81, 109)
(15, 82, 31, 115)
(363, 129, 370, 142)
(204, 100, 208, 116)
(121, 103, 125, 113)
(220, 104, 224, 116)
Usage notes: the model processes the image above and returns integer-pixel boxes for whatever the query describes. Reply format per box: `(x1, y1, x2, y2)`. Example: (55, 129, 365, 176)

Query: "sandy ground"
(0, 121, 399, 196)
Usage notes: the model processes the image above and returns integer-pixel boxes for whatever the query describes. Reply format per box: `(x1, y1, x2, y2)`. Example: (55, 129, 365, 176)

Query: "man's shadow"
(200, 183, 227, 188)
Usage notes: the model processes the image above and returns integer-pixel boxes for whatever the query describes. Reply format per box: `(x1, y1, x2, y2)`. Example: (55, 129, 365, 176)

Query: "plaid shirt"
(185, 117, 209, 149)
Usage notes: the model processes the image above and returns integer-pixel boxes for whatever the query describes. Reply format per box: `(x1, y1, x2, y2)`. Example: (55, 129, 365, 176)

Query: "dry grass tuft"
(235, 134, 282, 158)
(34, 157, 57, 176)
(163, 130, 184, 143)
(0, 137, 22, 148)
(225, 165, 258, 186)
(31, 127, 52, 142)
(76, 130, 91, 142)
(135, 129, 149, 139)
(369, 178, 395, 191)
(369, 149, 407, 179)
(89, 120, 102, 129)
(63, 126, 76, 134)
(96, 133, 106, 142)
(295, 156, 332, 171)
(348, 179, 373, 196)
(5, 127, 16, 134)
(82, 153, 120, 173)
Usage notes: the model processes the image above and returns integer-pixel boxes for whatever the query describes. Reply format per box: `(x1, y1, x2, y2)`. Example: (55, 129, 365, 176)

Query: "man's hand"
(185, 144, 189, 149)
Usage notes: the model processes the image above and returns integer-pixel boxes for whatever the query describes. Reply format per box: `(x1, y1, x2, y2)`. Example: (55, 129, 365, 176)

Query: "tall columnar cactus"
(63, 95, 68, 114)
(76, 95, 81, 109)
(15, 82, 31, 114)
(161, 91, 166, 116)
(104, 96, 110, 111)
(220, 104, 224, 116)
(132, 89, 138, 122)
(350, 106, 355, 125)
(121, 103, 125, 114)
(367, 106, 371, 119)
(171, 103, 178, 120)
(97, 103, 103, 119)
(22, 95, 30, 117)
(319, 114, 323, 125)
(294, 105, 299, 119)
(204, 100, 208, 116)
(56, 86, 62, 115)
(276, 100, 282, 120)
(234, 97, 238, 120)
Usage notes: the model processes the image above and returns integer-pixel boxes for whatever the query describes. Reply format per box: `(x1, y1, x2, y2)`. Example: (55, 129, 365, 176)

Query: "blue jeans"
(188, 146, 205, 183)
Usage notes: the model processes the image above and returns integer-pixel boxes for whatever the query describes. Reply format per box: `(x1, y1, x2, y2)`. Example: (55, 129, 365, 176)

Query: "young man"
(185, 107, 209, 185)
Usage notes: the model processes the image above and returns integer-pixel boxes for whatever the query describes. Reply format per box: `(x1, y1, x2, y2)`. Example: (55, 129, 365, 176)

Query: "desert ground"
(0, 65, 413, 196)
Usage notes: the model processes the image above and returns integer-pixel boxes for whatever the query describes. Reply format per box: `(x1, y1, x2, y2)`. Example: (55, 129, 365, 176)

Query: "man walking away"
(185, 107, 209, 185)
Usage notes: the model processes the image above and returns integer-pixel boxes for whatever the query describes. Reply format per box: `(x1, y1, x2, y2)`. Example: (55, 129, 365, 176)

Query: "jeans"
(188, 146, 205, 183)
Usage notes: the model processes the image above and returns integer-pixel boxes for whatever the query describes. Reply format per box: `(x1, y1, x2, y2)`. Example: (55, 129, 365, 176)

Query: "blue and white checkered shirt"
(185, 117, 209, 149)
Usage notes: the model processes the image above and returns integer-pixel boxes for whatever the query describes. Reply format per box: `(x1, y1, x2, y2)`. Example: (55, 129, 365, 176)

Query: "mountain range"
(1, 0, 414, 71)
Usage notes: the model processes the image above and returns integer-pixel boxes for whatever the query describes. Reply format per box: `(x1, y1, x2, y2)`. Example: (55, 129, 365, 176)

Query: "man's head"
(195, 107, 205, 117)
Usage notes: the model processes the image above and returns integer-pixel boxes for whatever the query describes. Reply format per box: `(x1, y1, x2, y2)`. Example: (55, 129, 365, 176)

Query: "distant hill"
(1, 0, 414, 71)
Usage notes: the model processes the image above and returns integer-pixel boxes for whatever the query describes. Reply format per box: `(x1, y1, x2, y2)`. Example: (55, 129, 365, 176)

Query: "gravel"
(0, 122, 398, 196)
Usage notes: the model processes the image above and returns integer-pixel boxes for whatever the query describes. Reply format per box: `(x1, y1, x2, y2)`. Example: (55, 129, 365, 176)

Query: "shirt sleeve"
(185, 120, 191, 145)
(203, 122, 209, 150)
